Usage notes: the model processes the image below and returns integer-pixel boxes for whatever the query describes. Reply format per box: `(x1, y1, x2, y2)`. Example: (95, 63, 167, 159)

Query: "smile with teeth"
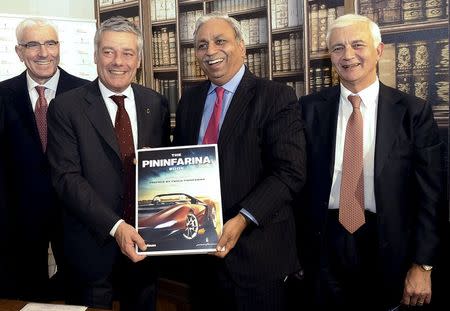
(342, 63, 360, 69)
(207, 58, 223, 65)
(110, 70, 126, 75)
(36, 60, 51, 65)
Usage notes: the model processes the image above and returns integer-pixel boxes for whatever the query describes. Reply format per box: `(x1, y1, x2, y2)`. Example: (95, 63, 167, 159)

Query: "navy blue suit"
(0, 68, 89, 300)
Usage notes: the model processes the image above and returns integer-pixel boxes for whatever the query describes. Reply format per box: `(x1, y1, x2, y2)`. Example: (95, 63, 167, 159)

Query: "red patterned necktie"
(35, 86, 48, 151)
(110, 95, 135, 224)
(339, 95, 365, 234)
(202, 86, 225, 144)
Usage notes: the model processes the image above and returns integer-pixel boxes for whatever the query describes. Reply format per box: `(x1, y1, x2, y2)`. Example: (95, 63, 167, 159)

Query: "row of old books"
(271, 0, 304, 29)
(378, 38, 449, 107)
(246, 49, 268, 78)
(359, 0, 448, 26)
(152, 27, 177, 67)
(179, 10, 203, 41)
(240, 17, 268, 45)
(150, 0, 177, 22)
(126, 15, 140, 28)
(181, 47, 205, 78)
(309, 3, 345, 53)
(272, 33, 302, 72)
(153, 78, 179, 116)
(309, 64, 339, 93)
(212, 0, 265, 13)
(99, 0, 135, 6)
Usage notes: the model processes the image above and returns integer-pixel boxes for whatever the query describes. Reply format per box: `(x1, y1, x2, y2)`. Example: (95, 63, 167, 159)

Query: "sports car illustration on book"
(138, 193, 217, 240)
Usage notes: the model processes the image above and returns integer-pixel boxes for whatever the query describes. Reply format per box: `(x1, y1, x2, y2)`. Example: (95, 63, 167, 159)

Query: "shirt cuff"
(109, 219, 125, 237)
(240, 208, 259, 226)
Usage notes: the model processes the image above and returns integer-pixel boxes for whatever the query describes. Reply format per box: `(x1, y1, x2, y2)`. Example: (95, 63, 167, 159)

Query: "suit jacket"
(299, 83, 445, 298)
(47, 79, 170, 282)
(173, 69, 306, 283)
(0, 68, 88, 298)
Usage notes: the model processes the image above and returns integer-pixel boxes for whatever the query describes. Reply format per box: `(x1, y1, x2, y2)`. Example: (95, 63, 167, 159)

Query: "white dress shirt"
(328, 80, 379, 213)
(27, 69, 60, 110)
(98, 80, 138, 236)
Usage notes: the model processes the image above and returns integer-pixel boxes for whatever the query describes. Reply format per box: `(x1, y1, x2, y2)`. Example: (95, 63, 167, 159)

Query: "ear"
(239, 40, 246, 58)
(94, 50, 98, 64)
(376, 42, 384, 60)
(15, 45, 24, 62)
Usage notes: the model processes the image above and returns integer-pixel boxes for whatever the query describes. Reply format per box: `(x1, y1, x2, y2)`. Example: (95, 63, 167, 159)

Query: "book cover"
(136, 145, 223, 256)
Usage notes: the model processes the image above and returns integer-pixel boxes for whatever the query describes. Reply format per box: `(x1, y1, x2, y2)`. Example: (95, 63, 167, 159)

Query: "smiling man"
(299, 14, 445, 310)
(46, 16, 170, 310)
(173, 13, 306, 311)
(0, 17, 88, 301)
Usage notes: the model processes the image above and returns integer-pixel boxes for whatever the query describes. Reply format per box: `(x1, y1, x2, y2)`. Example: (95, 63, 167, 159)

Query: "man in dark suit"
(0, 17, 88, 301)
(47, 17, 170, 310)
(299, 14, 445, 311)
(173, 13, 306, 311)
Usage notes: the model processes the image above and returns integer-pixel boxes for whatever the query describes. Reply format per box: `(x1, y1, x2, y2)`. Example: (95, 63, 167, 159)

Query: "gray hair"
(193, 12, 244, 44)
(94, 16, 143, 57)
(16, 17, 58, 43)
(326, 14, 382, 49)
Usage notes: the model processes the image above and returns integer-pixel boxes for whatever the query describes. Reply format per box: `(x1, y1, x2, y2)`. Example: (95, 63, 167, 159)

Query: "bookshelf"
(304, 0, 449, 128)
(95, 0, 304, 125)
(95, 0, 449, 128)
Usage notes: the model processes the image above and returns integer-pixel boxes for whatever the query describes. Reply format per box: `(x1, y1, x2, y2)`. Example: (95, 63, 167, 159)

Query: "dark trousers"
(188, 256, 289, 311)
(317, 210, 398, 311)
(65, 255, 157, 311)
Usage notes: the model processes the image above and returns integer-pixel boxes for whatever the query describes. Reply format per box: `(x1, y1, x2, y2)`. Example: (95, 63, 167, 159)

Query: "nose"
(37, 45, 49, 57)
(343, 45, 355, 60)
(112, 52, 124, 65)
(206, 43, 218, 56)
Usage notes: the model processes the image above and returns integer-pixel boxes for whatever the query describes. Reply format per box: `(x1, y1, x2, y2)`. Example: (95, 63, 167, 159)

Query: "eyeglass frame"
(18, 40, 59, 50)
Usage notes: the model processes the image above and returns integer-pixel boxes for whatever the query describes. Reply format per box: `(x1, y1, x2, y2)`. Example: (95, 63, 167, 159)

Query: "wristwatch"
(420, 264, 433, 272)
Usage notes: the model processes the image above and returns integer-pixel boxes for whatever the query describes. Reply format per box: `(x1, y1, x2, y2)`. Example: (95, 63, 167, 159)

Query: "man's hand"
(114, 222, 147, 262)
(401, 263, 432, 307)
(213, 213, 248, 258)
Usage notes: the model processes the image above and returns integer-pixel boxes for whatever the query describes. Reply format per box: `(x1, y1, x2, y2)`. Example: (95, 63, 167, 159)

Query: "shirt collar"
(340, 78, 380, 108)
(207, 64, 245, 95)
(27, 68, 60, 93)
(98, 80, 134, 101)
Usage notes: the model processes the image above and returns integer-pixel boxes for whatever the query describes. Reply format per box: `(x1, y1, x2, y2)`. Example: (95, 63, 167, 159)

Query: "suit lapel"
(83, 80, 121, 159)
(189, 82, 209, 145)
(218, 69, 255, 151)
(374, 83, 406, 178)
(11, 72, 42, 148)
(316, 86, 340, 178)
(134, 85, 154, 148)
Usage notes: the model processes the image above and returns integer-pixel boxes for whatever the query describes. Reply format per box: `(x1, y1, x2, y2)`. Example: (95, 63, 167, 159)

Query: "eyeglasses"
(18, 40, 59, 51)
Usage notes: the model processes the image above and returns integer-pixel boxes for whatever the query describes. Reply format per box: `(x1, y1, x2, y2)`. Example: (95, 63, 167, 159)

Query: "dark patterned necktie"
(110, 95, 135, 224)
(202, 86, 225, 144)
(35, 86, 48, 151)
(339, 95, 365, 234)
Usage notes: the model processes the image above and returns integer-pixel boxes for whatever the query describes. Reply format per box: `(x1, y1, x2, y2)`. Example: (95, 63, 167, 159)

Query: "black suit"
(46, 79, 170, 309)
(299, 83, 445, 310)
(0, 68, 88, 300)
(173, 69, 306, 310)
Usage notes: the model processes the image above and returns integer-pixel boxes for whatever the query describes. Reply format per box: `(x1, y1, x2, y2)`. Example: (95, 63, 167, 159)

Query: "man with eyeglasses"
(0, 17, 88, 301)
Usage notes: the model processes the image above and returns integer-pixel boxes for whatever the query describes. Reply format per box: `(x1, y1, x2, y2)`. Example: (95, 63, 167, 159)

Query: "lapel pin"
(146, 108, 150, 114)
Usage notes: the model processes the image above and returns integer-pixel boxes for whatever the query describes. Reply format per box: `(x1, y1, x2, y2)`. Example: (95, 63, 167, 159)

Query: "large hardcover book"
(136, 145, 223, 256)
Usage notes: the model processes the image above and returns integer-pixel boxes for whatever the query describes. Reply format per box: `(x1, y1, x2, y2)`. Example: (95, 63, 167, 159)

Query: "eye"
(197, 43, 207, 50)
(331, 46, 343, 53)
(25, 41, 40, 49)
(352, 43, 365, 49)
(45, 40, 58, 48)
(102, 49, 114, 57)
(216, 39, 225, 45)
